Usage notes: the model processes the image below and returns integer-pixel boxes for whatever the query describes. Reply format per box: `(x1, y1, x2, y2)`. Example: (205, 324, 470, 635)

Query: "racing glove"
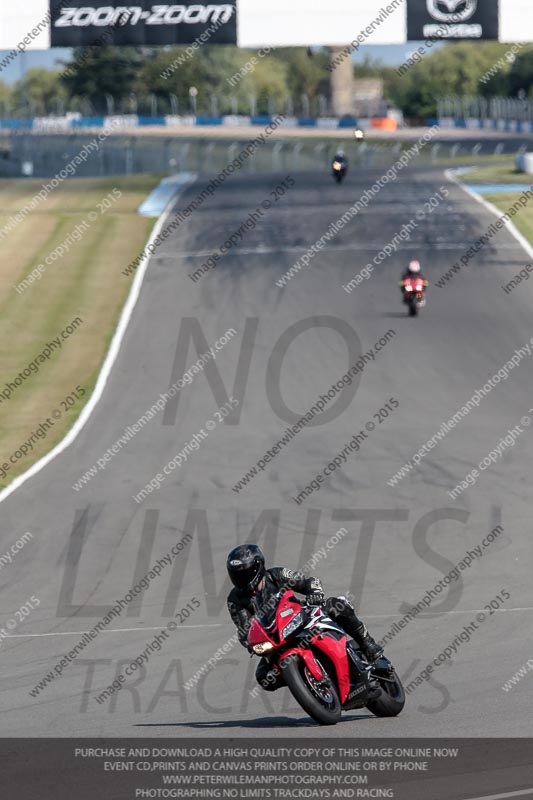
(306, 591, 325, 606)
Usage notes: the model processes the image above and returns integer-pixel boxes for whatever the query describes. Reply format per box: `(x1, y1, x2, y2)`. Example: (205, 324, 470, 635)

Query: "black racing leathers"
(227, 567, 322, 647)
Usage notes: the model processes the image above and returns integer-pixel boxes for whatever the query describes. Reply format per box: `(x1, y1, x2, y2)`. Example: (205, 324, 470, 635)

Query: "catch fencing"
(0, 133, 529, 179)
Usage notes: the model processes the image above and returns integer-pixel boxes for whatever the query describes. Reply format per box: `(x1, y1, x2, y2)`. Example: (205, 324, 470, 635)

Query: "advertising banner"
(237, 0, 406, 47)
(406, 0, 500, 40)
(49, 0, 237, 47)
(2, 0, 531, 49)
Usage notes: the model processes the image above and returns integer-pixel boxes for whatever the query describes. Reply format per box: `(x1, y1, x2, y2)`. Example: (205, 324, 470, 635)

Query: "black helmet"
(227, 544, 265, 592)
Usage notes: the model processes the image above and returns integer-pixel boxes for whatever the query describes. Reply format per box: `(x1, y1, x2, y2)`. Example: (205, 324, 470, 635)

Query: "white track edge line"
(445, 167, 533, 263)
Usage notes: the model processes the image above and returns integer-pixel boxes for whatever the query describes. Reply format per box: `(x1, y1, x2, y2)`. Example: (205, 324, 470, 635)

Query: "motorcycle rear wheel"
(280, 654, 341, 725)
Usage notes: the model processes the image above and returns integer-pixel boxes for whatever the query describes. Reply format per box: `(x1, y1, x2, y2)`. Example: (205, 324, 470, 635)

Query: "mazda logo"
(426, 0, 477, 23)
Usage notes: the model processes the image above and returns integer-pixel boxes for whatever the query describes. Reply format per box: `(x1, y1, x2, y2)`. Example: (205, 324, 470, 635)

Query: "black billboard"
(50, 1, 237, 46)
(407, 0, 499, 40)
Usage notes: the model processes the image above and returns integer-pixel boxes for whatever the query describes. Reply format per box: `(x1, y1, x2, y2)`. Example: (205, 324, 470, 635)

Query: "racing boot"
(346, 620, 384, 662)
(256, 659, 284, 692)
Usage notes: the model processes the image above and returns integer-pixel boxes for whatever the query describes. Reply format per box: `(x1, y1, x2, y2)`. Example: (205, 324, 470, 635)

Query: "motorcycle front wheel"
(366, 667, 405, 717)
(280, 654, 341, 725)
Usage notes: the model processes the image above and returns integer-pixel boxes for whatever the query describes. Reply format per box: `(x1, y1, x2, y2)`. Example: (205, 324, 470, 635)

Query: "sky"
(0, 49, 71, 84)
(0, 44, 430, 86)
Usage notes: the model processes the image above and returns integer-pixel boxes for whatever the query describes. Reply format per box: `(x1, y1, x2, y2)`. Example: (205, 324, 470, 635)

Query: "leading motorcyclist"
(226, 543, 383, 693)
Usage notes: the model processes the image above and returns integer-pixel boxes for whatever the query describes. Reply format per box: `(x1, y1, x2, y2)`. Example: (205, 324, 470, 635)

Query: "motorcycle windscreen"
(252, 586, 283, 631)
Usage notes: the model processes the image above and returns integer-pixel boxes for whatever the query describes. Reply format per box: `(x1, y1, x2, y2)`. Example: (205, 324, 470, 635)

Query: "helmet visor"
(229, 564, 258, 590)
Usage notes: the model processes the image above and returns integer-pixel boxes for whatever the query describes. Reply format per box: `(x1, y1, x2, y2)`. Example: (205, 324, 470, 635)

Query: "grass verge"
(0, 175, 160, 489)
(435, 154, 516, 166)
(460, 159, 532, 183)
(457, 161, 533, 251)
(484, 193, 533, 250)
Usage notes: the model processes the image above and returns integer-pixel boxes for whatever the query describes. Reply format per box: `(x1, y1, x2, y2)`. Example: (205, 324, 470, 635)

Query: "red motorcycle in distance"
(248, 589, 405, 726)
(400, 275, 429, 316)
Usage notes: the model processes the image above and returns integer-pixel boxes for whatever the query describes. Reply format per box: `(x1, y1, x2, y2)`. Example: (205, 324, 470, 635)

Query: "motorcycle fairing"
(281, 646, 325, 682)
(309, 632, 352, 702)
(248, 616, 276, 647)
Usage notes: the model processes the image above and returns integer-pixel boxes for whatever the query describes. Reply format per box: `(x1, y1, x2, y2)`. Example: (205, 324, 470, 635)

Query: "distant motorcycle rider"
(331, 148, 348, 171)
(400, 260, 428, 297)
(401, 259, 427, 282)
(226, 544, 383, 693)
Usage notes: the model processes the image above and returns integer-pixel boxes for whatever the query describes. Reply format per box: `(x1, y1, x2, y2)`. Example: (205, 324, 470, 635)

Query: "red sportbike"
(401, 276, 428, 316)
(248, 589, 405, 726)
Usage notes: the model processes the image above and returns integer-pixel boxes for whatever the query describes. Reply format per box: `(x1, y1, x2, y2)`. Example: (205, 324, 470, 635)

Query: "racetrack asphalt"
(1, 159, 532, 745)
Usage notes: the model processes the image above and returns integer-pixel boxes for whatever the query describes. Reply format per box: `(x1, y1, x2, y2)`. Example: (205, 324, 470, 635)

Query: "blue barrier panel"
(425, 118, 438, 127)
(195, 116, 223, 125)
(137, 116, 166, 126)
(338, 117, 358, 128)
(454, 118, 466, 128)
(466, 184, 533, 194)
(72, 117, 105, 127)
(0, 119, 33, 129)
(297, 118, 317, 127)
(250, 115, 273, 125)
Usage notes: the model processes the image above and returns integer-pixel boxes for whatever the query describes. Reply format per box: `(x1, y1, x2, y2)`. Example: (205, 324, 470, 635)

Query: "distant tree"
(11, 68, 66, 115)
(508, 47, 533, 97)
(231, 54, 289, 114)
(61, 47, 142, 113)
(7, 41, 528, 123)
(273, 47, 329, 98)
(385, 42, 519, 118)
(137, 46, 293, 115)
(0, 81, 12, 114)
(354, 55, 387, 78)
(386, 70, 443, 119)
(136, 45, 257, 113)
